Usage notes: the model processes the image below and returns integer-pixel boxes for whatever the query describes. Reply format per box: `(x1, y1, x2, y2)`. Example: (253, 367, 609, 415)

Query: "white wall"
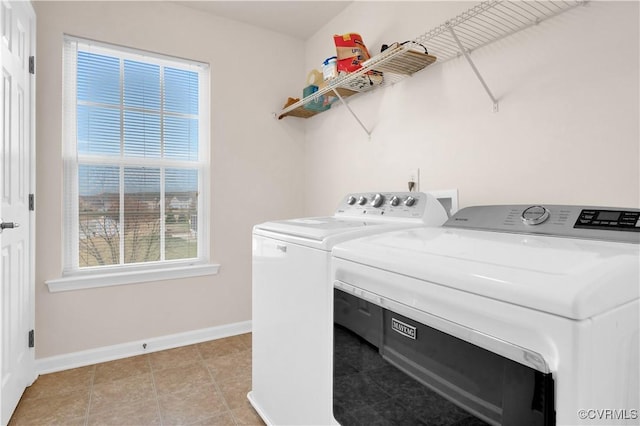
(34, 1, 305, 358)
(300, 1, 640, 216)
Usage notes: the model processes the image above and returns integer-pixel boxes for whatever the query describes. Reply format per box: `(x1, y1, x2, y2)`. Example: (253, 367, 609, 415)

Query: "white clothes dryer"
(249, 192, 448, 426)
(332, 205, 639, 425)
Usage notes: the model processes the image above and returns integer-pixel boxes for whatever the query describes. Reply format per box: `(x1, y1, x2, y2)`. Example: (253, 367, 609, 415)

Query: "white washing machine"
(249, 192, 449, 426)
(332, 205, 639, 425)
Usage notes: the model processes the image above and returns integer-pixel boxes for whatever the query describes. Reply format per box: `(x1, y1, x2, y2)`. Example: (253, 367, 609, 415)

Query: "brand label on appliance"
(391, 318, 416, 340)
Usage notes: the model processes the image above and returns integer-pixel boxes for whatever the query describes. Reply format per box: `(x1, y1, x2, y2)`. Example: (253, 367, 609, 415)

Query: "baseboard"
(247, 391, 274, 425)
(35, 320, 252, 375)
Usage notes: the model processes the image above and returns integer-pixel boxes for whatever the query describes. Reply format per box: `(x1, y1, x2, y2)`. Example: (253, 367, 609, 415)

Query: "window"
(60, 36, 212, 284)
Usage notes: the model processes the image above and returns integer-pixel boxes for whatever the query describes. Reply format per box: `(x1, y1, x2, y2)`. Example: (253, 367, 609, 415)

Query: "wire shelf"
(415, 0, 582, 63)
(276, 0, 584, 122)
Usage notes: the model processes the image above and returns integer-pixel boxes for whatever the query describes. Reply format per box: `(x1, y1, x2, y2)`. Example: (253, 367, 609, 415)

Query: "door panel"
(251, 235, 334, 425)
(0, 1, 35, 424)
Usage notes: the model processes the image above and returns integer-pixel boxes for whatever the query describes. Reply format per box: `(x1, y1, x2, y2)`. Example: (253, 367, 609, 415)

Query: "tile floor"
(9, 333, 265, 426)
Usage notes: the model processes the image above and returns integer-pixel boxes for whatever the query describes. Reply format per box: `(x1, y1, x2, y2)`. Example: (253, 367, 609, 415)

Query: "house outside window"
(60, 35, 212, 284)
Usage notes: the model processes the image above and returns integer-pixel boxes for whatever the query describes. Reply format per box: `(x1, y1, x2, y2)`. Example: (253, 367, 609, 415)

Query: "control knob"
(389, 196, 400, 207)
(347, 196, 357, 205)
(371, 193, 384, 208)
(521, 205, 550, 225)
(404, 196, 416, 207)
(357, 196, 367, 206)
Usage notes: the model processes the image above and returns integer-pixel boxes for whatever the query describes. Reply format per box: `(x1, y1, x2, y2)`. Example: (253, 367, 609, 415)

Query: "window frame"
(48, 35, 217, 292)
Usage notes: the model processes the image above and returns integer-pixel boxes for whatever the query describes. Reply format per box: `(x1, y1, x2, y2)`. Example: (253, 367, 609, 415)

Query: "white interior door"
(0, 1, 35, 425)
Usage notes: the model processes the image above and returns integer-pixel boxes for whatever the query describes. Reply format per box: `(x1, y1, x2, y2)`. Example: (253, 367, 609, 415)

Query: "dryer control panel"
(335, 192, 445, 223)
(445, 205, 640, 244)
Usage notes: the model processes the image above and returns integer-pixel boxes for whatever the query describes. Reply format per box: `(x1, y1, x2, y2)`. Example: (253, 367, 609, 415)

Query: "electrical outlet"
(408, 168, 420, 192)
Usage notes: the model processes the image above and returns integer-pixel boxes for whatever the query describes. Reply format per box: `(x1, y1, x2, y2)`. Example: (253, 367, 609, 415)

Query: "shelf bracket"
(447, 23, 499, 112)
(331, 88, 372, 137)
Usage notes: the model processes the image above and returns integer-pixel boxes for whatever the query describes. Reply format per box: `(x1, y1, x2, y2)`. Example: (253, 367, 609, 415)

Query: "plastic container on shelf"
(322, 56, 338, 80)
(302, 85, 331, 112)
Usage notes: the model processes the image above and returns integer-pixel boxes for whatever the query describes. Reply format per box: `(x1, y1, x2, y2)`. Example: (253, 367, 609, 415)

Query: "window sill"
(45, 263, 220, 293)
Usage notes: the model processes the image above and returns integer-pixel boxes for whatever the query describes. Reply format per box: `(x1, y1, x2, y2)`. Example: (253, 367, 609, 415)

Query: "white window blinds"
(62, 36, 210, 274)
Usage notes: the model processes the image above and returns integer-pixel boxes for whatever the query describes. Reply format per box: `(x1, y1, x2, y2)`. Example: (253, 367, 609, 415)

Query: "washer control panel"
(574, 209, 640, 231)
(445, 204, 640, 244)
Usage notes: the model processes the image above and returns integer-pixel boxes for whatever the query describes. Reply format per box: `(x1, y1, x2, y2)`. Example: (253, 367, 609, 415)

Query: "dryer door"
(251, 234, 334, 425)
